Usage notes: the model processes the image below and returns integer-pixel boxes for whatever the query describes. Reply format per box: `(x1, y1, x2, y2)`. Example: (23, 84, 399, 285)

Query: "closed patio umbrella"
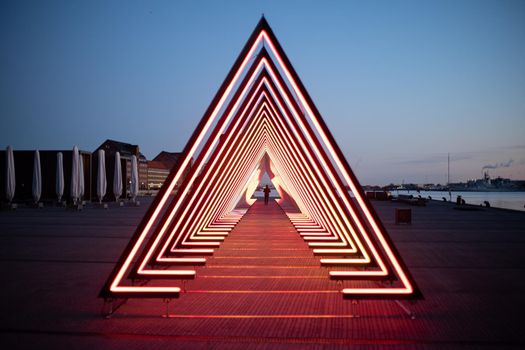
(78, 156, 84, 201)
(32, 150, 41, 204)
(56, 152, 64, 203)
(113, 152, 122, 202)
(70, 146, 80, 204)
(5, 145, 15, 203)
(130, 155, 139, 202)
(97, 149, 107, 203)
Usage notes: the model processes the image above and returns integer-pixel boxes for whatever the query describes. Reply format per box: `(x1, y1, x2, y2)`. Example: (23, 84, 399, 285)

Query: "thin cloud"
(503, 145, 525, 150)
(396, 153, 473, 166)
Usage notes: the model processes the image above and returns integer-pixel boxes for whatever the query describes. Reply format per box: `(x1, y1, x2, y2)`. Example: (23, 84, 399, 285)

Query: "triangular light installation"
(100, 18, 422, 300)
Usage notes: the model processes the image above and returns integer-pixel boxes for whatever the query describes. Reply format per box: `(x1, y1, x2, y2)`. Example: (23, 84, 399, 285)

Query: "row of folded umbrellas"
(4, 145, 139, 205)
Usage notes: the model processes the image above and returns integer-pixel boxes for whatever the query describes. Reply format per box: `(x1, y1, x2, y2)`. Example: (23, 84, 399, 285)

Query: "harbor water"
(393, 190, 525, 212)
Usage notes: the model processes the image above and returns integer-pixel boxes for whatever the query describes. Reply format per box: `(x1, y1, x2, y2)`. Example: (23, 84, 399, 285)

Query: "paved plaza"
(1, 198, 525, 349)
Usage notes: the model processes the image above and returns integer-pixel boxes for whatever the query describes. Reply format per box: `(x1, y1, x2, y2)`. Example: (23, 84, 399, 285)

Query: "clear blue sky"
(1, 0, 524, 185)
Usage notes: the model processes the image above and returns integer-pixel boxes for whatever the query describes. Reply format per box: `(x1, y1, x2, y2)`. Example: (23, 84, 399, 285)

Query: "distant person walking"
(263, 185, 271, 205)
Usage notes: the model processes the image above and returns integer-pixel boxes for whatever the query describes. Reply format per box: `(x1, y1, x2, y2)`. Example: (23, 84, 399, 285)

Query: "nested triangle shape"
(100, 17, 422, 300)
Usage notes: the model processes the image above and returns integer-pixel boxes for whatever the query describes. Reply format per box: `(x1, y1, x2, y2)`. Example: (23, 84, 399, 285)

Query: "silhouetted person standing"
(263, 185, 271, 205)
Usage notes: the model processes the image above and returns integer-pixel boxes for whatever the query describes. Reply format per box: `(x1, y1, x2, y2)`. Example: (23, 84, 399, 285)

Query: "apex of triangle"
(258, 15, 270, 29)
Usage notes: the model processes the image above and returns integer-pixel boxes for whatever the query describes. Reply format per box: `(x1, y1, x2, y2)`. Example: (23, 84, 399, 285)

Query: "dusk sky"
(1, 0, 524, 185)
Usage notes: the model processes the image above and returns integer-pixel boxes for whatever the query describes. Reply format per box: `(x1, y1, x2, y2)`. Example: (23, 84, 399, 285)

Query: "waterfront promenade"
(1, 198, 524, 349)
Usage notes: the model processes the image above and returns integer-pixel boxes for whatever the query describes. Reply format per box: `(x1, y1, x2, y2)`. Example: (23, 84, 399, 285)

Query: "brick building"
(147, 151, 191, 190)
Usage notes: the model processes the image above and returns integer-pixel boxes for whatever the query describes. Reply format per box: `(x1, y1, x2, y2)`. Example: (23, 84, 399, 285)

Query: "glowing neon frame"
(99, 17, 422, 300)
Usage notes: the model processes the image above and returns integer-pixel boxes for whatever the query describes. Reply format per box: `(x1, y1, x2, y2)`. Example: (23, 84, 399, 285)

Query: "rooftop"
(153, 151, 183, 169)
(96, 139, 146, 160)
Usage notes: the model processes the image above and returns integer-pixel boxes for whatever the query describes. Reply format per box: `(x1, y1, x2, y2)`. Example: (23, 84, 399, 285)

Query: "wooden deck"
(1, 197, 525, 349)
